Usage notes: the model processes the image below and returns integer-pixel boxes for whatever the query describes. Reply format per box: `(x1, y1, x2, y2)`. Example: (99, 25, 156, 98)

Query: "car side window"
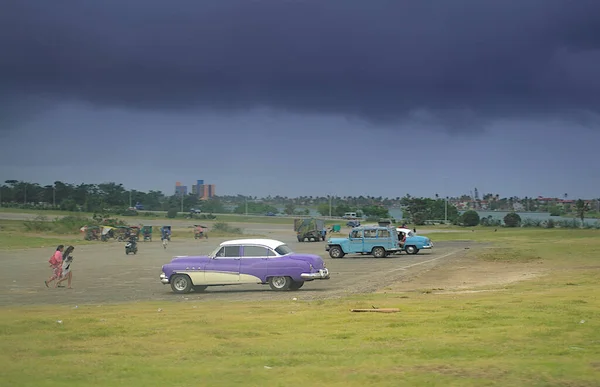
(266, 248, 276, 257)
(364, 229, 377, 238)
(350, 230, 362, 238)
(215, 246, 241, 258)
(378, 229, 390, 238)
(242, 246, 269, 257)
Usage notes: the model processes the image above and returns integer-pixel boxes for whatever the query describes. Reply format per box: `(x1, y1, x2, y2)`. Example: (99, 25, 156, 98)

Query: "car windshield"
(274, 244, 293, 255)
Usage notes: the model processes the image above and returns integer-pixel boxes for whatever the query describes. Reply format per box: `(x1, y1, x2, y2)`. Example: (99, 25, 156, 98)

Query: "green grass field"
(1, 220, 599, 385)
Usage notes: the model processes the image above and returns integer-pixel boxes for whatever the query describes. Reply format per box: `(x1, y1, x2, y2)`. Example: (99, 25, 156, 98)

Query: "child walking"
(45, 245, 64, 288)
(56, 246, 75, 289)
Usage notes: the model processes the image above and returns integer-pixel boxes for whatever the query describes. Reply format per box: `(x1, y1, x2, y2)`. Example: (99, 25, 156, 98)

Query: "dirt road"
(0, 221, 473, 306)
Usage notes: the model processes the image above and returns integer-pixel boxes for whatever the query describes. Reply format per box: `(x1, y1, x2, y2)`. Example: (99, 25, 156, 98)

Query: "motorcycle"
(125, 237, 138, 255)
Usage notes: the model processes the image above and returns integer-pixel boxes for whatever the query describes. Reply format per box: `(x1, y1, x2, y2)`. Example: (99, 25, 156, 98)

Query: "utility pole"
(445, 196, 448, 224)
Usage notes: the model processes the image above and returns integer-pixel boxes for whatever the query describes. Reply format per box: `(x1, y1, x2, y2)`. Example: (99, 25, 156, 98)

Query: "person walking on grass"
(56, 246, 75, 289)
(45, 245, 64, 288)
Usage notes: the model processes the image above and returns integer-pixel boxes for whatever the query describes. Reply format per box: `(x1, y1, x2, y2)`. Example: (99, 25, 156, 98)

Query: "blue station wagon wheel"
(372, 247, 387, 258)
(329, 246, 344, 259)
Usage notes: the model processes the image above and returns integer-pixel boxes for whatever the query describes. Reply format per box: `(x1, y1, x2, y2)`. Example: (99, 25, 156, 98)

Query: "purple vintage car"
(159, 238, 330, 294)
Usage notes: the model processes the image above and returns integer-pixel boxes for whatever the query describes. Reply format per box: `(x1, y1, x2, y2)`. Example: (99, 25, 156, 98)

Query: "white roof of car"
(396, 227, 414, 233)
(219, 238, 286, 249)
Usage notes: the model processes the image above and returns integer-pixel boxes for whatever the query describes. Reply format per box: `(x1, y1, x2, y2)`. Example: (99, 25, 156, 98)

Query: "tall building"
(175, 181, 188, 196)
(191, 180, 204, 196)
(190, 179, 215, 200)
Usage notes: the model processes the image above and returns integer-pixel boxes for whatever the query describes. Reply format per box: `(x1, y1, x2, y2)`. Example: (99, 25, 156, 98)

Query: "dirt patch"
(379, 248, 549, 294)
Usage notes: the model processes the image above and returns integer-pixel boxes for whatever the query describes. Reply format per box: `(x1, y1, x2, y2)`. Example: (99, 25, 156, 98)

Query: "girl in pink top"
(45, 245, 64, 288)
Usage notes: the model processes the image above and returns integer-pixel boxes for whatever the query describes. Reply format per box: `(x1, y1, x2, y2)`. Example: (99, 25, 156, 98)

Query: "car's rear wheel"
(171, 274, 193, 294)
(269, 276, 292, 291)
(289, 281, 304, 290)
(372, 247, 387, 258)
(405, 246, 419, 255)
(329, 246, 344, 259)
(193, 285, 207, 292)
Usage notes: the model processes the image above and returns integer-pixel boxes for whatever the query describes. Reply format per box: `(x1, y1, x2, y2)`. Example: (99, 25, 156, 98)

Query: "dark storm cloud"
(1, 0, 600, 129)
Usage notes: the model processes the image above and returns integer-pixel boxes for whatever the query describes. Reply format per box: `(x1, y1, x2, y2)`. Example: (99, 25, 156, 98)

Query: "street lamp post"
(445, 196, 448, 224)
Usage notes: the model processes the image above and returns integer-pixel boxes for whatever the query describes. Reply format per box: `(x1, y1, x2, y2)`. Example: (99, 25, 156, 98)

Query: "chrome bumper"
(422, 243, 433, 249)
(159, 272, 169, 284)
(301, 268, 330, 280)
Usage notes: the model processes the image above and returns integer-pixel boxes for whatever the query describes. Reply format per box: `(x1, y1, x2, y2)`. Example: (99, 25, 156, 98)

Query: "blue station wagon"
(325, 226, 401, 258)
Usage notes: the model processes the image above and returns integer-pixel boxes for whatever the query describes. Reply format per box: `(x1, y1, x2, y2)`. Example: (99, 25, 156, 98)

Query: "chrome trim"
(300, 268, 330, 280)
(159, 272, 169, 284)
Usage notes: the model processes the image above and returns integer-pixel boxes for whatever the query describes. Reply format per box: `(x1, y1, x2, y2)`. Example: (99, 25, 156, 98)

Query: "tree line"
(0, 180, 457, 221)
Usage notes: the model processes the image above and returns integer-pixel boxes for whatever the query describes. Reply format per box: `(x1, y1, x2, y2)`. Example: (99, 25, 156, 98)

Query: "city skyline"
(0, 178, 598, 202)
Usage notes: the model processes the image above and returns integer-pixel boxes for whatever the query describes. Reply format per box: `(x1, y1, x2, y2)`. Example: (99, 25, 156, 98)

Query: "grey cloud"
(1, 0, 600, 131)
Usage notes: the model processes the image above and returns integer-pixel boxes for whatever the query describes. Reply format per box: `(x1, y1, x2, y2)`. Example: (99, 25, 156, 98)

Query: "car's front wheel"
(372, 246, 387, 258)
(269, 276, 292, 291)
(405, 246, 419, 255)
(171, 274, 193, 294)
(289, 280, 304, 290)
(329, 246, 345, 259)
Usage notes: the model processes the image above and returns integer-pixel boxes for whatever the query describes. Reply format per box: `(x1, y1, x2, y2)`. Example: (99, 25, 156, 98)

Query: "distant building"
(175, 181, 188, 196)
(190, 179, 216, 200)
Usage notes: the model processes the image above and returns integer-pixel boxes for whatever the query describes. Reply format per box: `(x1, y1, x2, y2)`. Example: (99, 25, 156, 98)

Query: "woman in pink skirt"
(45, 245, 64, 287)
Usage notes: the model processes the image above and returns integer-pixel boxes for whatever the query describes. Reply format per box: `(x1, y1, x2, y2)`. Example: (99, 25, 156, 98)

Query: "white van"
(342, 212, 357, 219)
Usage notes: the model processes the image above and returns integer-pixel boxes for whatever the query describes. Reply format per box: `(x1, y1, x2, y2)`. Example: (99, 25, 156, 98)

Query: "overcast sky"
(1, 0, 599, 199)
